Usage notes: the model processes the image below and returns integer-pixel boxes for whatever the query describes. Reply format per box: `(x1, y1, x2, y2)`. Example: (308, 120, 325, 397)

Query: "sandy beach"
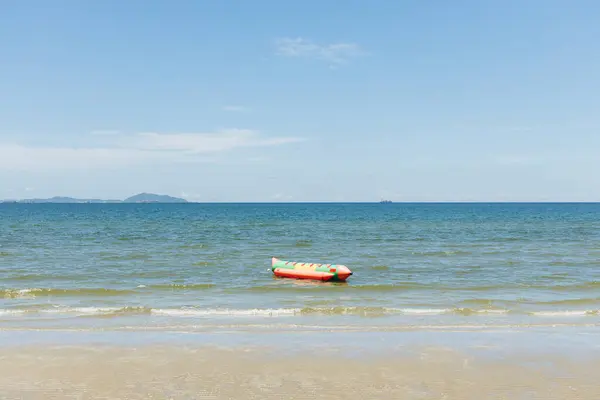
(0, 344, 598, 399)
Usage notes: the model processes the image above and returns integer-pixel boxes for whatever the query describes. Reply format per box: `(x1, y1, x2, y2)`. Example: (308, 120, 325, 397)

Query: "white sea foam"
(531, 310, 599, 317)
(151, 308, 299, 317)
(396, 308, 449, 315)
(0, 306, 598, 318)
(0, 307, 299, 318)
(0, 309, 26, 316)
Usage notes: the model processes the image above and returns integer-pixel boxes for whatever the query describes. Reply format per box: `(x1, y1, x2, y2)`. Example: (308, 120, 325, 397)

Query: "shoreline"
(2, 324, 600, 360)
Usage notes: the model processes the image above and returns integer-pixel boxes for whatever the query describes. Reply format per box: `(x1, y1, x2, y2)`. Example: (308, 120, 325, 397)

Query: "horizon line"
(2, 200, 600, 204)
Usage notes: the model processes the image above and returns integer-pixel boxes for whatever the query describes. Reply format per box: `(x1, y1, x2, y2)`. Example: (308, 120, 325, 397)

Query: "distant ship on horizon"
(379, 198, 392, 204)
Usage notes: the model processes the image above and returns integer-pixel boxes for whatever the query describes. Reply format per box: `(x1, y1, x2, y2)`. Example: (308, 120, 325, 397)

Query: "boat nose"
(336, 265, 353, 280)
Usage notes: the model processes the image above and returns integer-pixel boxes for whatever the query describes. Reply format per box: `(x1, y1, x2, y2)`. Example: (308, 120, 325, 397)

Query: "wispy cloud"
(127, 129, 302, 153)
(274, 37, 363, 65)
(0, 129, 303, 171)
(222, 105, 249, 113)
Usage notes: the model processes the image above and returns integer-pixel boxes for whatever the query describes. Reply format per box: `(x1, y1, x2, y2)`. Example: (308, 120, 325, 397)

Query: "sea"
(1, 202, 600, 346)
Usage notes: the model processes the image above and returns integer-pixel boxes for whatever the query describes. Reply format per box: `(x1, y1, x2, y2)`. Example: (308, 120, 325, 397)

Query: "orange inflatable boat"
(271, 257, 353, 282)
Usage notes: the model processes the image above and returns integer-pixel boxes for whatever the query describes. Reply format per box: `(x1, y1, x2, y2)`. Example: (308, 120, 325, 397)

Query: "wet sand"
(0, 344, 598, 399)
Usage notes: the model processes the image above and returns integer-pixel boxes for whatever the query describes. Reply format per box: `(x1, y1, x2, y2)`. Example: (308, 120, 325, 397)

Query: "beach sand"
(0, 344, 598, 399)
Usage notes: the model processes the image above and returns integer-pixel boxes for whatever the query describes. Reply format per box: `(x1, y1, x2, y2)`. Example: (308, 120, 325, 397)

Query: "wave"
(547, 282, 600, 291)
(527, 298, 600, 306)
(1, 288, 138, 298)
(242, 283, 425, 292)
(411, 250, 473, 257)
(1, 284, 218, 298)
(531, 310, 600, 317)
(5, 280, 600, 298)
(241, 282, 532, 293)
(461, 297, 600, 307)
(4, 321, 600, 334)
(1, 274, 86, 282)
(141, 283, 216, 290)
(0, 306, 506, 318)
(0, 306, 296, 318)
(297, 306, 511, 316)
(243, 278, 600, 293)
(0, 306, 599, 318)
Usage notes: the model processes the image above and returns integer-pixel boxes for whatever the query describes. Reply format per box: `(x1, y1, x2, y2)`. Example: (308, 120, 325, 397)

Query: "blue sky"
(1, 0, 599, 202)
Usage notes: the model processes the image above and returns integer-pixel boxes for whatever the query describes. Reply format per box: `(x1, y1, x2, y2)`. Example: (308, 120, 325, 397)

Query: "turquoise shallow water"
(1, 203, 600, 333)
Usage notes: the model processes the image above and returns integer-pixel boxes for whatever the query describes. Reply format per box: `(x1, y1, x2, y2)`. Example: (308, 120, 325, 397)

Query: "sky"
(1, 0, 599, 202)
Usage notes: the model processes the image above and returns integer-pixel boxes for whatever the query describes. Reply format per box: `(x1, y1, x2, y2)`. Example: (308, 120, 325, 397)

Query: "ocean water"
(1, 202, 600, 335)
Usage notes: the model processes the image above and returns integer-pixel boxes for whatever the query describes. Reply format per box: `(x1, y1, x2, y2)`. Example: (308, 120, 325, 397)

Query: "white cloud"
(274, 37, 363, 65)
(0, 129, 303, 171)
(0, 144, 158, 171)
(222, 105, 249, 112)
(127, 129, 302, 153)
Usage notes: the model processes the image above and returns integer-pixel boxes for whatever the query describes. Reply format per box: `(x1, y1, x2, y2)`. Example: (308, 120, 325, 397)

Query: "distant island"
(1, 193, 189, 204)
(123, 193, 188, 203)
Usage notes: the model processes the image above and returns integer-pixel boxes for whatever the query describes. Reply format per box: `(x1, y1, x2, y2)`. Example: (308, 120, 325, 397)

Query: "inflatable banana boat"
(271, 257, 353, 282)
